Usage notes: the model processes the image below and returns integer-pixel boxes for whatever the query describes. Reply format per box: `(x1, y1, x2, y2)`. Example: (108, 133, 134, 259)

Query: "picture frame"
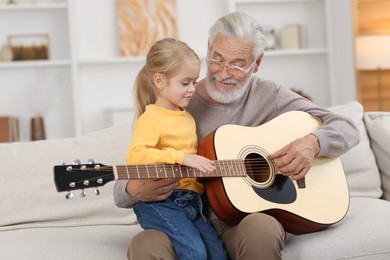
(8, 34, 50, 61)
(117, 0, 178, 57)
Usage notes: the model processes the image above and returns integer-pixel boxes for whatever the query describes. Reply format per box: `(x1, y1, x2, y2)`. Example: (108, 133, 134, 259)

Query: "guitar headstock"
(53, 159, 115, 199)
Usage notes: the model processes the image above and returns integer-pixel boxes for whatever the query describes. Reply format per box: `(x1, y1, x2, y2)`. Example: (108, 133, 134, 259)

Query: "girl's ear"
(153, 73, 165, 90)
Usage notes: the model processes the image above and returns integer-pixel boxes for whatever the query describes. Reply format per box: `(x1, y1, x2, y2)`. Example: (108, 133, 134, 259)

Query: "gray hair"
(208, 11, 266, 59)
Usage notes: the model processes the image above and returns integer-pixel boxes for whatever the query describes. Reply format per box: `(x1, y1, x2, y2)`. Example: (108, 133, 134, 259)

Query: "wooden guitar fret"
(236, 161, 241, 176)
(171, 165, 176, 178)
(178, 165, 183, 178)
(225, 160, 231, 176)
(154, 164, 159, 178)
(228, 160, 233, 176)
(136, 164, 140, 179)
(162, 164, 168, 178)
(216, 161, 222, 177)
(185, 166, 190, 178)
(236, 160, 243, 176)
(228, 160, 232, 176)
(145, 165, 150, 178)
(231, 160, 236, 176)
(125, 164, 130, 179)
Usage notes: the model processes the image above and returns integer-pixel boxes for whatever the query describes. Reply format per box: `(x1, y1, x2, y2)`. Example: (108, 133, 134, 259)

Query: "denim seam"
(148, 203, 195, 260)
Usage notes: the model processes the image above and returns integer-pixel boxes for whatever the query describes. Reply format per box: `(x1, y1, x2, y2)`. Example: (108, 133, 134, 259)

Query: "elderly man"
(114, 11, 359, 260)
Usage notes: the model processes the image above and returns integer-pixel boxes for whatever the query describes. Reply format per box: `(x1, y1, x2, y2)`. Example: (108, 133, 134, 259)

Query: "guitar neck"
(114, 159, 247, 180)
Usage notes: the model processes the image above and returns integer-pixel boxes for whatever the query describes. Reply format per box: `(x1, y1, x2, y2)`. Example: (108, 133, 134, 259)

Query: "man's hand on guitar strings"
(269, 134, 320, 181)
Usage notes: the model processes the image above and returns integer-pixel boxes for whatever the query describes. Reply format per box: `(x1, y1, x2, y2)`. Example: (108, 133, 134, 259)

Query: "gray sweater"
(113, 75, 360, 208)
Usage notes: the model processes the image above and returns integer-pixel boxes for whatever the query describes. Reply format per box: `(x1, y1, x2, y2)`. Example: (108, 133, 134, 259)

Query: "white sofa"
(1, 101, 389, 259)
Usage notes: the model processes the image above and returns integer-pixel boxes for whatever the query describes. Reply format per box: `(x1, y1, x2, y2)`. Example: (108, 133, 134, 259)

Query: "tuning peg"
(61, 160, 66, 165)
(87, 159, 95, 164)
(81, 189, 86, 197)
(66, 192, 74, 200)
(94, 188, 100, 196)
(73, 159, 81, 165)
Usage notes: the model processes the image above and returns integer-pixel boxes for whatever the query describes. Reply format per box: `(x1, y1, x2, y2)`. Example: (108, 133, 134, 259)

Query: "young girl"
(127, 38, 227, 260)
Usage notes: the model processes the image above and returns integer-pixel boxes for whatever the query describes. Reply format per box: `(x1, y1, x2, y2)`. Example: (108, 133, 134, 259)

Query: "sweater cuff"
(114, 180, 138, 208)
(313, 131, 326, 157)
(176, 151, 185, 164)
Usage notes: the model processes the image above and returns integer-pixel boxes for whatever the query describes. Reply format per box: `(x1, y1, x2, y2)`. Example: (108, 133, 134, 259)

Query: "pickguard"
(252, 175, 297, 204)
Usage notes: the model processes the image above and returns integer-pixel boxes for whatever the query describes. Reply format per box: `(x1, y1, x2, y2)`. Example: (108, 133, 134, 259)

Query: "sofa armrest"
(0, 123, 137, 231)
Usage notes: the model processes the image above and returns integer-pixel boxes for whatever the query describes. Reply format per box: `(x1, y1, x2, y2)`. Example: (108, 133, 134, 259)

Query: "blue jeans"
(134, 190, 227, 260)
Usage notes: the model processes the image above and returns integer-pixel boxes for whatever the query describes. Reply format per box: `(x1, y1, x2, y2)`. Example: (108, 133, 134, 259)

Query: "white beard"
(205, 73, 253, 104)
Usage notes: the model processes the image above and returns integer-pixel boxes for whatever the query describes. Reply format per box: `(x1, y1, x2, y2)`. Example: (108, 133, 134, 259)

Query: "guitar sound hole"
(244, 153, 270, 183)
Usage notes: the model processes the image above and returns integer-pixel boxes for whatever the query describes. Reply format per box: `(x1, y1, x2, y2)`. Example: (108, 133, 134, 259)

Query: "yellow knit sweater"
(126, 104, 203, 194)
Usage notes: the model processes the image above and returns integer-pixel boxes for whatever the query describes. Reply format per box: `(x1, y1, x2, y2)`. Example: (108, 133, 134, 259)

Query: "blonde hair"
(133, 38, 200, 118)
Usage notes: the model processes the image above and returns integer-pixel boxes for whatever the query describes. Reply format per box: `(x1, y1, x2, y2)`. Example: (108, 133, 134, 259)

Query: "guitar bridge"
(297, 178, 306, 189)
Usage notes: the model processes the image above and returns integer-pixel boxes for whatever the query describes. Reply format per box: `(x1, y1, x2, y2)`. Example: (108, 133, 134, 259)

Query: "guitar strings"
(65, 158, 275, 178)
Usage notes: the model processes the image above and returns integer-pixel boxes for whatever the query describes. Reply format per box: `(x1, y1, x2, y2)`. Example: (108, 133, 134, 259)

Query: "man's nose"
(219, 66, 232, 79)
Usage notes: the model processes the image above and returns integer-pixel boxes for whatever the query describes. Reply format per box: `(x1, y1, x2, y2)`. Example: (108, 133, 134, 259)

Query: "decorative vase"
(263, 25, 278, 50)
(30, 116, 46, 141)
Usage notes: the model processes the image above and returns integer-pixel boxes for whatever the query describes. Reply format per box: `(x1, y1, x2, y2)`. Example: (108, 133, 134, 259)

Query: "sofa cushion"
(0, 224, 143, 260)
(327, 101, 382, 198)
(283, 197, 390, 259)
(0, 123, 137, 231)
(364, 112, 390, 201)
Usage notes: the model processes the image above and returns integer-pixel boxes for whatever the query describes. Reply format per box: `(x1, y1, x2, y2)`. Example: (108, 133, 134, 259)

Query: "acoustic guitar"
(53, 111, 349, 234)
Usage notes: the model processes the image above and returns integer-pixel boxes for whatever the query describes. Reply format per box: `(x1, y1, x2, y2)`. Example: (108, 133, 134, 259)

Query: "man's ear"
(153, 73, 165, 90)
(253, 52, 264, 73)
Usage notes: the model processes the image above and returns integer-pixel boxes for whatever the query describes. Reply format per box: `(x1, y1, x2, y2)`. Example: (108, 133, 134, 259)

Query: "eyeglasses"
(207, 58, 256, 80)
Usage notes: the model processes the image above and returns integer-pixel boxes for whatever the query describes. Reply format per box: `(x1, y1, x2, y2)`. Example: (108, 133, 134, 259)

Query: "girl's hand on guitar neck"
(269, 134, 320, 181)
(183, 154, 216, 173)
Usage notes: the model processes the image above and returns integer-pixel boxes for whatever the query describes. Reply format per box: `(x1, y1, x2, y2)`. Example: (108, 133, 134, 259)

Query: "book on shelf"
(279, 24, 302, 50)
(0, 116, 19, 143)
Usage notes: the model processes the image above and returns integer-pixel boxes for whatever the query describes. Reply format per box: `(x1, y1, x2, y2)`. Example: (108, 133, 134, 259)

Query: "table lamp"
(355, 35, 390, 111)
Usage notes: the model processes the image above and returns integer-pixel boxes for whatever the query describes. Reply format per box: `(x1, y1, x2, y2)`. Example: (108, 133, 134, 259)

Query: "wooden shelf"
(76, 49, 328, 66)
(79, 57, 146, 66)
(265, 48, 328, 57)
(233, 0, 321, 3)
(0, 60, 70, 69)
(0, 2, 67, 11)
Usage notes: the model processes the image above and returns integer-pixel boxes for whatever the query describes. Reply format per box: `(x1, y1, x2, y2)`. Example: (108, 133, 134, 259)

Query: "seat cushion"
(283, 197, 390, 259)
(0, 224, 143, 260)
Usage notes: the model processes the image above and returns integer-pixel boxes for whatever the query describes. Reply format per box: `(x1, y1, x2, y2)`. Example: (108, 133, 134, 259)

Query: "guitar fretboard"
(115, 159, 247, 180)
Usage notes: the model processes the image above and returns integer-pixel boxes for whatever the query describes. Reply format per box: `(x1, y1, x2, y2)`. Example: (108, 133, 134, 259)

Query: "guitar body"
(198, 111, 349, 234)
